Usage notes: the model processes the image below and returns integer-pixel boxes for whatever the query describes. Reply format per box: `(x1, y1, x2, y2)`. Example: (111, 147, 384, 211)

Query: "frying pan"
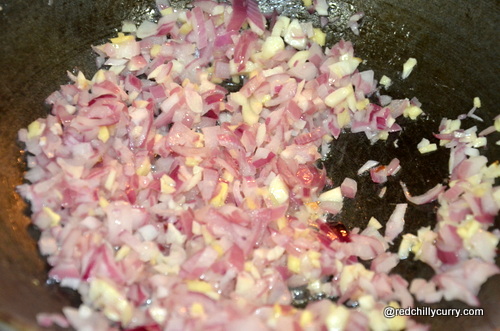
(0, 0, 498, 330)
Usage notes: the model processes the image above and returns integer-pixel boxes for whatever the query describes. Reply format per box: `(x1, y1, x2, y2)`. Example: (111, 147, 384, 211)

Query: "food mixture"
(17, 0, 500, 330)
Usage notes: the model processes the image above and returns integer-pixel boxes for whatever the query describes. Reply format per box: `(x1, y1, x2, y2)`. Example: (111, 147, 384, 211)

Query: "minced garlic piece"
(380, 75, 392, 88)
(98, 126, 110, 143)
(89, 278, 133, 325)
(160, 174, 176, 194)
(110, 32, 134, 44)
(186, 280, 220, 300)
(300, 310, 313, 327)
(269, 175, 289, 205)
(473, 97, 481, 108)
(210, 182, 229, 207)
(403, 105, 423, 120)
(261, 36, 285, 59)
(136, 158, 151, 176)
(311, 28, 326, 46)
(417, 138, 437, 154)
(325, 85, 354, 108)
(287, 255, 301, 273)
(43, 206, 61, 227)
(27, 120, 45, 139)
(402, 57, 417, 79)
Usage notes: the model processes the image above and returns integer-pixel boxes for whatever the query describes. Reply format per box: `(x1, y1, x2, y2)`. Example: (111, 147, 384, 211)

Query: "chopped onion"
(16, 1, 498, 330)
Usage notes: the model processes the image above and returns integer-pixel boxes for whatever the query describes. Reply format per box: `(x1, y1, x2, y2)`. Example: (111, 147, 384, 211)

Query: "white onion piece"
(357, 160, 379, 175)
(384, 203, 407, 242)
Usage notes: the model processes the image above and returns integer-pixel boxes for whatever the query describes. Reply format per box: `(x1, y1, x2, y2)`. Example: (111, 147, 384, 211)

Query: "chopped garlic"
(398, 233, 418, 259)
(261, 36, 285, 59)
(356, 98, 370, 111)
(417, 138, 437, 154)
(307, 250, 321, 268)
(235, 272, 256, 295)
(211, 242, 225, 257)
(231, 91, 262, 125)
(276, 216, 287, 230)
(325, 304, 350, 331)
(358, 295, 375, 311)
(339, 263, 374, 293)
(179, 22, 193, 35)
(267, 246, 286, 261)
(89, 278, 133, 325)
(367, 217, 382, 230)
(379, 75, 392, 88)
(385, 303, 408, 331)
(212, 5, 224, 15)
(149, 306, 168, 324)
(311, 28, 326, 46)
(190, 303, 206, 318)
(471, 136, 487, 148)
(186, 280, 211, 292)
(98, 196, 109, 209)
(412, 226, 437, 259)
(495, 118, 500, 132)
(210, 182, 229, 207)
(115, 245, 131, 261)
(271, 16, 290, 37)
(98, 126, 110, 143)
(49, 123, 63, 136)
(483, 161, 500, 179)
(166, 223, 187, 246)
(136, 158, 151, 176)
(122, 21, 137, 33)
(269, 175, 289, 205)
(160, 7, 173, 16)
(287, 255, 301, 273)
(104, 168, 117, 191)
(92, 69, 107, 84)
(401, 57, 417, 79)
(329, 58, 361, 78)
(185, 156, 201, 167)
(43, 206, 61, 227)
(403, 105, 423, 120)
(456, 217, 481, 241)
(300, 310, 313, 327)
(186, 280, 220, 300)
(307, 280, 321, 294)
(244, 261, 261, 279)
(65, 104, 76, 114)
(27, 120, 45, 139)
(110, 32, 134, 44)
(160, 174, 176, 194)
(473, 97, 481, 108)
(150, 44, 162, 58)
(337, 109, 351, 128)
(325, 85, 354, 108)
(368, 309, 388, 331)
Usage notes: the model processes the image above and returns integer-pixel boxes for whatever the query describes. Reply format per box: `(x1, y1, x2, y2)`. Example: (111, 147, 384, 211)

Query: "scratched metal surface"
(0, 0, 498, 330)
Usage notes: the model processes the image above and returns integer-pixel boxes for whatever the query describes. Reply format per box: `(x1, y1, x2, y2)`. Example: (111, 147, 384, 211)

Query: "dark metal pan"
(0, 0, 498, 330)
